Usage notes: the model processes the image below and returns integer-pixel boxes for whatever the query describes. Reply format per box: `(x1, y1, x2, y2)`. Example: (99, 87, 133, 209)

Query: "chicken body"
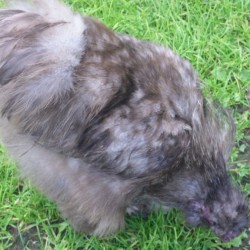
(0, 0, 248, 240)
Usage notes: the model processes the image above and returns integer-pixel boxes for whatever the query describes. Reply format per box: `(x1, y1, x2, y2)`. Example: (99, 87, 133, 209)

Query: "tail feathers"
(0, 0, 86, 81)
(0, 11, 58, 86)
(0, 0, 86, 113)
(7, 0, 78, 23)
(0, 0, 86, 151)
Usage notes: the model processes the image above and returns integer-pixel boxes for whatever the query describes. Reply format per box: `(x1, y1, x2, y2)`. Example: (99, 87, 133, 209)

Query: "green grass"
(0, 0, 249, 249)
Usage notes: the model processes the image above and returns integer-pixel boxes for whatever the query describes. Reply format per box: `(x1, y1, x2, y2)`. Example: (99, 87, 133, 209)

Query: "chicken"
(0, 0, 248, 241)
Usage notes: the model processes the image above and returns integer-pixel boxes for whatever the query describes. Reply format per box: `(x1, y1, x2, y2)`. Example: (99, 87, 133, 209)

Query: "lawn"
(0, 0, 249, 249)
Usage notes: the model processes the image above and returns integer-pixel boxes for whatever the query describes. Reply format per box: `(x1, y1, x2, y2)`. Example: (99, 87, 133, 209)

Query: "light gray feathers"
(0, 0, 247, 239)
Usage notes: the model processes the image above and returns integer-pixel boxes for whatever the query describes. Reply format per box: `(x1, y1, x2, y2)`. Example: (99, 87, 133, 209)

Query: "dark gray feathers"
(0, 0, 248, 240)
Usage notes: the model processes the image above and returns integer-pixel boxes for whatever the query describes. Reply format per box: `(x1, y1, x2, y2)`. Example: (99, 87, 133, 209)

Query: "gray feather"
(0, 0, 248, 240)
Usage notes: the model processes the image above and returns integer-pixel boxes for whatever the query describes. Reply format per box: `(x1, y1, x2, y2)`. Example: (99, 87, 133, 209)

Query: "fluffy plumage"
(0, 0, 248, 240)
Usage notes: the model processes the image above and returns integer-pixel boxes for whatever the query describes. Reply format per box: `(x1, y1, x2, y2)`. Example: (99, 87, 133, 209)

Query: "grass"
(0, 0, 249, 249)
